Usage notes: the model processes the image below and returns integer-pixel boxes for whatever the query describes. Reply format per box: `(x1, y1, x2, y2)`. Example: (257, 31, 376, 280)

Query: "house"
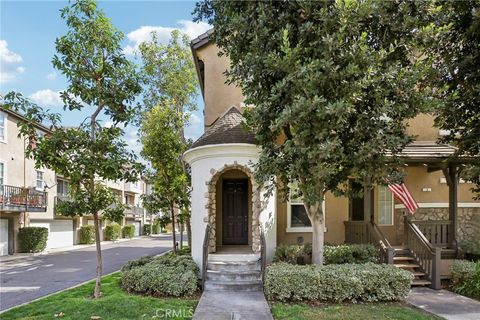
(184, 30, 480, 289)
(0, 107, 148, 255)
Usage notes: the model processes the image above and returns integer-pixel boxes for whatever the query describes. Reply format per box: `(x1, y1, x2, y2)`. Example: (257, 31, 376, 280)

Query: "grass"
(271, 302, 441, 320)
(1, 272, 198, 320)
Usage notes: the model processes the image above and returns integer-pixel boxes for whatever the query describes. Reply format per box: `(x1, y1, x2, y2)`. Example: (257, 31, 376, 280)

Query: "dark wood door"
(222, 179, 248, 245)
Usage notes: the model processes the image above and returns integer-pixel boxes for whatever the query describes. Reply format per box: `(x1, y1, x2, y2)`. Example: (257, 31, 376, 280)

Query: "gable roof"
(190, 106, 255, 149)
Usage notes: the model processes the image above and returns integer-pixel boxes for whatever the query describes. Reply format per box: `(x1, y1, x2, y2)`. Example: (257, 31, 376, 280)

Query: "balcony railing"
(0, 185, 47, 212)
(125, 205, 144, 217)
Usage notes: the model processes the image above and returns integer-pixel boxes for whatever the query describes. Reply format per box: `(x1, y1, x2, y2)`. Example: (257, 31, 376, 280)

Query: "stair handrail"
(368, 221, 394, 264)
(404, 216, 441, 289)
(260, 227, 266, 284)
(201, 224, 211, 290)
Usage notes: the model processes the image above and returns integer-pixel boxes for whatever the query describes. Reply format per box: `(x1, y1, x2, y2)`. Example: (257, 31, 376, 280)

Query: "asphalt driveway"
(0, 235, 175, 311)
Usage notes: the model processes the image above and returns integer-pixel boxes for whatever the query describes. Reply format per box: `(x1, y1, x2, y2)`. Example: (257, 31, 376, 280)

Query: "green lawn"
(272, 302, 441, 320)
(1, 272, 198, 320)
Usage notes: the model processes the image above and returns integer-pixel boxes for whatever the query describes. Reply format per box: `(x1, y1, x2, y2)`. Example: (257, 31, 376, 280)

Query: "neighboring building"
(0, 107, 148, 256)
(185, 30, 480, 288)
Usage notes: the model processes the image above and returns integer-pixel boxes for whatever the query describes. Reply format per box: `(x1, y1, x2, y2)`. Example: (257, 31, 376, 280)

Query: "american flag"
(387, 181, 419, 214)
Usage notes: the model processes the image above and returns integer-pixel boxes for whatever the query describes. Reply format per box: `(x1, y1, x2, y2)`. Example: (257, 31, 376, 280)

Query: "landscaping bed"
(271, 302, 441, 320)
(1, 272, 198, 320)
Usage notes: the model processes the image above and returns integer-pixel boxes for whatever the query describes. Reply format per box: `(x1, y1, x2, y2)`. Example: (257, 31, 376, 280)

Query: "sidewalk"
(407, 287, 480, 320)
(0, 236, 144, 263)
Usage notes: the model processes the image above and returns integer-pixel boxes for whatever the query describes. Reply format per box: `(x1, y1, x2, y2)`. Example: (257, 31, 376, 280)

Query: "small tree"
(3, 0, 142, 297)
(195, 0, 433, 264)
(427, 1, 480, 198)
(138, 30, 197, 250)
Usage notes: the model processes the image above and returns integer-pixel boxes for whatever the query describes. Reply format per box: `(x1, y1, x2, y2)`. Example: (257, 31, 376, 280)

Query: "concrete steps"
(205, 253, 262, 292)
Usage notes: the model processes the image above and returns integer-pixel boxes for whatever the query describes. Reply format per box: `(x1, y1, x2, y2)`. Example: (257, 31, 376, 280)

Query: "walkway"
(407, 287, 480, 320)
(193, 290, 273, 320)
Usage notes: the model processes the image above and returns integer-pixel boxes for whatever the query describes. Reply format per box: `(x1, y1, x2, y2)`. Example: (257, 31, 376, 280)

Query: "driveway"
(0, 235, 175, 311)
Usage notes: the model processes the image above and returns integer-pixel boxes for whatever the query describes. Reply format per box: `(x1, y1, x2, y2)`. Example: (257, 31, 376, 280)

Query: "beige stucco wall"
(195, 44, 244, 127)
(406, 114, 440, 141)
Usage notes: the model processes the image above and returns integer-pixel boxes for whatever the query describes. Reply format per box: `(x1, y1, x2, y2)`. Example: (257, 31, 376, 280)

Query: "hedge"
(18, 227, 48, 253)
(121, 252, 198, 297)
(450, 260, 480, 298)
(152, 223, 160, 234)
(265, 262, 413, 302)
(122, 225, 135, 239)
(274, 244, 379, 265)
(143, 224, 152, 236)
(79, 225, 95, 244)
(105, 223, 121, 241)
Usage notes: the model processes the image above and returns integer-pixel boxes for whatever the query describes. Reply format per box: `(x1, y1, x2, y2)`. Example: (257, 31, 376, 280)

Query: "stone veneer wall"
(394, 207, 480, 249)
(205, 162, 262, 253)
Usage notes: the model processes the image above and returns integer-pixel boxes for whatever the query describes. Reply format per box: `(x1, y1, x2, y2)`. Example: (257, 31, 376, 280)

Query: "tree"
(195, 0, 433, 264)
(140, 104, 189, 253)
(3, 0, 142, 298)
(137, 30, 198, 250)
(427, 1, 480, 198)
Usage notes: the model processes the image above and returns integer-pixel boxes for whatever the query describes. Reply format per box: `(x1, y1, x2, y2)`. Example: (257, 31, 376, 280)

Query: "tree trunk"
(171, 204, 177, 253)
(93, 211, 102, 298)
(179, 222, 183, 249)
(305, 202, 325, 265)
(186, 216, 192, 249)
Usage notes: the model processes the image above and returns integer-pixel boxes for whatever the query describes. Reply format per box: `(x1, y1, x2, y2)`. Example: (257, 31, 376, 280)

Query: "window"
(378, 185, 394, 225)
(0, 162, 4, 186)
(36, 170, 44, 190)
(56, 179, 69, 196)
(287, 183, 314, 232)
(0, 112, 6, 142)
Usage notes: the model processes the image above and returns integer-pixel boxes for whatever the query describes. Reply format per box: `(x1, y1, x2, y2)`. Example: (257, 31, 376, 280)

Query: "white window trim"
(286, 198, 326, 233)
(0, 159, 6, 186)
(35, 169, 45, 191)
(0, 112, 7, 144)
(378, 186, 394, 226)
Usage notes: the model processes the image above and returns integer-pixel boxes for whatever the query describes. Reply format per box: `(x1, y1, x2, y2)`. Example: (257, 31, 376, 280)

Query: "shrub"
(274, 244, 306, 264)
(450, 260, 480, 298)
(324, 244, 379, 264)
(265, 262, 413, 302)
(79, 225, 95, 244)
(121, 256, 154, 272)
(143, 224, 152, 236)
(104, 223, 121, 241)
(122, 225, 135, 239)
(274, 243, 378, 265)
(18, 227, 48, 253)
(152, 223, 160, 234)
(121, 252, 199, 297)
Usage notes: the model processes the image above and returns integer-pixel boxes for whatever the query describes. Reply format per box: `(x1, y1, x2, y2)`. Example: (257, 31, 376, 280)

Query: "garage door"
(30, 220, 74, 249)
(0, 219, 8, 256)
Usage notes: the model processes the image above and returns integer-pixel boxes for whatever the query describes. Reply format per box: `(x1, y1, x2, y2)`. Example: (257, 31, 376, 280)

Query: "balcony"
(124, 182, 142, 194)
(0, 185, 48, 212)
(125, 205, 144, 218)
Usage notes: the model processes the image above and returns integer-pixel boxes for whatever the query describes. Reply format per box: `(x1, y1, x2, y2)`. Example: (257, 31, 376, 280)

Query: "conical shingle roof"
(190, 106, 255, 149)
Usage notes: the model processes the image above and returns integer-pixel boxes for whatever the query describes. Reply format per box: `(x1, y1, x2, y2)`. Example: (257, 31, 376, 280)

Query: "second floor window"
(56, 179, 69, 196)
(36, 170, 44, 190)
(0, 162, 4, 187)
(0, 112, 5, 142)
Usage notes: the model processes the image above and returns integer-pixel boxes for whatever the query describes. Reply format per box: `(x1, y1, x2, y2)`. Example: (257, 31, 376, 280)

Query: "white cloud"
(29, 89, 62, 106)
(123, 20, 211, 55)
(46, 72, 57, 81)
(185, 112, 204, 140)
(0, 39, 25, 84)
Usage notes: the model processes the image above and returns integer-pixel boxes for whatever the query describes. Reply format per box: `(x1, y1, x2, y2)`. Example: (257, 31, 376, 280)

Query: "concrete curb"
(0, 249, 172, 314)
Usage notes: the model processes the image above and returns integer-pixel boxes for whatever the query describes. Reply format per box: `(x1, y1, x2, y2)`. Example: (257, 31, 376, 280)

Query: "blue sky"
(0, 0, 209, 153)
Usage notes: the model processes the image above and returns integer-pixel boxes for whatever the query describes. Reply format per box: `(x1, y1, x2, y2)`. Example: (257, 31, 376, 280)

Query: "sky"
(0, 0, 210, 154)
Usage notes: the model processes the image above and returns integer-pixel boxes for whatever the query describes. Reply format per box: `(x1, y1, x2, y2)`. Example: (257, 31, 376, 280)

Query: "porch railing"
(405, 216, 441, 289)
(260, 228, 267, 284)
(0, 185, 47, 212)
(344, 221, 394, 264)
(201, 224, 211, 290)
(411, 219, 453, 248)
(125, 205, 144, 217)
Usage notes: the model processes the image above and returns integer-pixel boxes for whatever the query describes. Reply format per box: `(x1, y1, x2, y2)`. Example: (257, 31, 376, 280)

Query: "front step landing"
(393, 248, 432, 287)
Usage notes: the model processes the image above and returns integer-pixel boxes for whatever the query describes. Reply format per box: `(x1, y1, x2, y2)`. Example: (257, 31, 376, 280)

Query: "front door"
(222, 179, 248, 245)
